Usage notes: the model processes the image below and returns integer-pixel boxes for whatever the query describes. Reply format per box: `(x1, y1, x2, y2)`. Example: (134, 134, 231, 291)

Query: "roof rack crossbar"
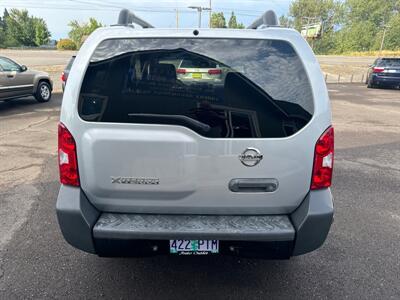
(247, 10, 279, 29)
(117, 9, 154, 28)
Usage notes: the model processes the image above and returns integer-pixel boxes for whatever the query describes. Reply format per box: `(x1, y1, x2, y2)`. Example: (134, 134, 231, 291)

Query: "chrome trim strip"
(0, 84, 34, 90)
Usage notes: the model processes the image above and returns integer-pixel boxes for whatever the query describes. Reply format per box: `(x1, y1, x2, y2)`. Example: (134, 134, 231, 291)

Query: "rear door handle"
(229, 178, 279, 193)
(7, 75, 14, 78)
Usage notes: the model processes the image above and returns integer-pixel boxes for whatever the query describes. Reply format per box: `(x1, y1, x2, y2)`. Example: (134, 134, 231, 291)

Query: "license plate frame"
(169, 240, 219, 255)
(192, 73, 202, 79)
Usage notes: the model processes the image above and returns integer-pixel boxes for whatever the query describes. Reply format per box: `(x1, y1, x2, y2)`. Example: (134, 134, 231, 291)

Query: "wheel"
(35, 81, 52, 102)
(367, 80, 376, 89)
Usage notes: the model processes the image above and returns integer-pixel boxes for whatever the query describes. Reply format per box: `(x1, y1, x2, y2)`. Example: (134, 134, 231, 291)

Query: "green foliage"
(211, 12, 244, 29)
(5, 9, 36, 46)
(211, 12, 226, 28)
(228, 12, 245, 29)
(228, 12, 238, 28)
(0, 9, 51, 47)
(279, 15, 294, 28)
(383, 13, 400, 50)
(285, 0, 400, 54)
(33, 18, 51, 46)
(68, 18, 103, 48)
(57, 38, 77, 50)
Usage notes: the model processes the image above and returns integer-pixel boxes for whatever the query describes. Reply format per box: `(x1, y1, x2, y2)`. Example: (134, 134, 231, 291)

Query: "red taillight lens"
(208, 69, 222, 75)
(176, 68, 187, 74)
(58, 123, 80, 187)
(373, 67, 384, 73)
(311, 127, 334, 190)
(61, 71, 66, 82)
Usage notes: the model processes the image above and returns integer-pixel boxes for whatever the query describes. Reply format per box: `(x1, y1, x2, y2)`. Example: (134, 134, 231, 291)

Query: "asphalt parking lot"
(0, 84, 399, 299)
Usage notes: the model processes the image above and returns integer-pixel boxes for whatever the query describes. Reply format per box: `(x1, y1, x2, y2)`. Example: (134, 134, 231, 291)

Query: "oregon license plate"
(192, 73, 202, 79)
(169, 240, 219, 255)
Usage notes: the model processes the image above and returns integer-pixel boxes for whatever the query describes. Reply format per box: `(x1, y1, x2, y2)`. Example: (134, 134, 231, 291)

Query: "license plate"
(169, 240, 219, 255)
(192, 73, 202, 79)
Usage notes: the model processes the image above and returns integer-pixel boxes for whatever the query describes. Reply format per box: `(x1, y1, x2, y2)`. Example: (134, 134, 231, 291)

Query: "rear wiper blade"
(128, 113, 211, 132)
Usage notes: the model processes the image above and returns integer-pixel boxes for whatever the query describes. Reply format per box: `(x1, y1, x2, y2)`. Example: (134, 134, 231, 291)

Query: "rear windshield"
(79, 38, 314, 138)
(377, 59, 400, 67)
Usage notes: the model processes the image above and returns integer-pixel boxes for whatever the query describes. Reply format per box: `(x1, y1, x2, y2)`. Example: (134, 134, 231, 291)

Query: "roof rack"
(247, 10, 279, 29)
(117, 9, 154, 28)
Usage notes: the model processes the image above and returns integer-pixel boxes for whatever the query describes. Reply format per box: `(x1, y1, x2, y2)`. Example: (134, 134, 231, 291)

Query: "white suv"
(56, 10, 334, 258)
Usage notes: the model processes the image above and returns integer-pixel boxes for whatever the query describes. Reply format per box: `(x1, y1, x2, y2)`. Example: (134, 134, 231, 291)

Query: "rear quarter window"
(79, 38, 314, 138)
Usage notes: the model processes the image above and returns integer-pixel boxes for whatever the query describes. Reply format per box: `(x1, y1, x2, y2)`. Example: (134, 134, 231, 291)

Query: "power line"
(2, 0, 265, 16)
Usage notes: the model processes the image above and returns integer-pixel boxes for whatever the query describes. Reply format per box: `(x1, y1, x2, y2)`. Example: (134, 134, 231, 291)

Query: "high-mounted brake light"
(208, 69, 222, 75)
(311, 127, 334, 190)
(176, 68, 187, 74)
(373, 67, 384, 73)
(58, 123, 80, 187)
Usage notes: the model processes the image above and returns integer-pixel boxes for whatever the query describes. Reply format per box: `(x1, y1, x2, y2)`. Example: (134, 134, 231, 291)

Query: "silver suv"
(56, 10, 334, 258)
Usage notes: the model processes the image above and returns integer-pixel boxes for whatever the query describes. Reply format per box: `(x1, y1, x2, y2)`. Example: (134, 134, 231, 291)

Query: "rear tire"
(35, 81, 52, 102)
(367, 80, 376, 89)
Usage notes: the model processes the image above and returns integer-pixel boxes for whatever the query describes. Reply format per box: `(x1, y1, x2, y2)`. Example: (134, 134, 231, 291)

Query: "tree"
(289, 0, 344, 53)
(211, 12, 226, 28)
(383, 13, 400, 50)
(279, 15, 294, 28)
(68, 18, 103, 48)
(33, 18, 51, 46)
(340, 0, 400, 52)
(228, 12, 237, 28)
(5, 9, 36, 46)
(228, 12, 245, 29)
(1, 9, 51, 47)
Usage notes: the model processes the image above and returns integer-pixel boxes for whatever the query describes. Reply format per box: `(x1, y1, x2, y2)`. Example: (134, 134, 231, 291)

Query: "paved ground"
(0, 84, 399, 299)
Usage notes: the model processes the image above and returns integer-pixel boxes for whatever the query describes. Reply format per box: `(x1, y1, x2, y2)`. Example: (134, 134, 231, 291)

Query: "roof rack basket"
(247, 10, 279, 29)
(117, 9, 154, 28)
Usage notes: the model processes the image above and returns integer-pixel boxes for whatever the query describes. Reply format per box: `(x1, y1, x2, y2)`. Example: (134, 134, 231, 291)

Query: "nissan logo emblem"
(238, 147, 263, 167)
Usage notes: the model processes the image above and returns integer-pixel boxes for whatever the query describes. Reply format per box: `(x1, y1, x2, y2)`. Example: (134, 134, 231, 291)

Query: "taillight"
(208, 69, 222, 75)
(176, 68, 187, 74)
(373, 67, 384, 73)
(61, 71, 66, 82)
(58, 123, 80, 187)
(311, 127, 334, 190)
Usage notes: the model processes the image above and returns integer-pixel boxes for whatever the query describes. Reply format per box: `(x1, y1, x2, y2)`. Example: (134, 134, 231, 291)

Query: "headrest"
(148, 63, 177, 82)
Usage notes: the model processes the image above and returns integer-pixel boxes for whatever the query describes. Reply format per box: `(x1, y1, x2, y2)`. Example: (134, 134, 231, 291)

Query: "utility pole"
(188, 6, 211, 28)
(302, 16, 319, 50)
(379, 25, 390, 57)
(209, 0, 212, 28)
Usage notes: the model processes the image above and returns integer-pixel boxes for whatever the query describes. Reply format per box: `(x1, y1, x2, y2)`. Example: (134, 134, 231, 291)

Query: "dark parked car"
(366, 58, 400, 89)
(61, 56, 76, 92)
(0, 56, 53, 102)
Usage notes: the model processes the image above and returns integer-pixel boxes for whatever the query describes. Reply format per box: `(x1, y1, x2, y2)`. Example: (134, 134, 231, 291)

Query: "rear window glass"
(377, 59, 400, 67)
(79, 38, 313, 138)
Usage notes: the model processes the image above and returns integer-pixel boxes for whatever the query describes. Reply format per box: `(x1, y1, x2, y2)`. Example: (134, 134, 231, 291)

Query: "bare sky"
(1, 0, 291, 39)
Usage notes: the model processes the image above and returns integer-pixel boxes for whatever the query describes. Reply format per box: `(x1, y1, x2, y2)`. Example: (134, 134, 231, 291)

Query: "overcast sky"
(1, 0, 291, 39)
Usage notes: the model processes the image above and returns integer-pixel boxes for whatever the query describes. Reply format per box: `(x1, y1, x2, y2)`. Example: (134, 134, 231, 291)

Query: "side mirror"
(20, 65, 28, 72)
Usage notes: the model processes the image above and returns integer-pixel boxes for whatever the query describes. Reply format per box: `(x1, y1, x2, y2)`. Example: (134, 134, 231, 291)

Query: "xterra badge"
(111, 177, 160, 185)
(239, 148, 263, 167)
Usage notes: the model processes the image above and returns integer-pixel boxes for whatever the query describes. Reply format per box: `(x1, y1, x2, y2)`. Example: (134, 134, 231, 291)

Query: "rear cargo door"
(76, 37, 317, 215)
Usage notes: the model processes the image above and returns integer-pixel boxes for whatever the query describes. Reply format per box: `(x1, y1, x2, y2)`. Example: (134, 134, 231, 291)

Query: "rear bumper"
(56, 186, 333, 258)
(372, 75, 400, 86)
